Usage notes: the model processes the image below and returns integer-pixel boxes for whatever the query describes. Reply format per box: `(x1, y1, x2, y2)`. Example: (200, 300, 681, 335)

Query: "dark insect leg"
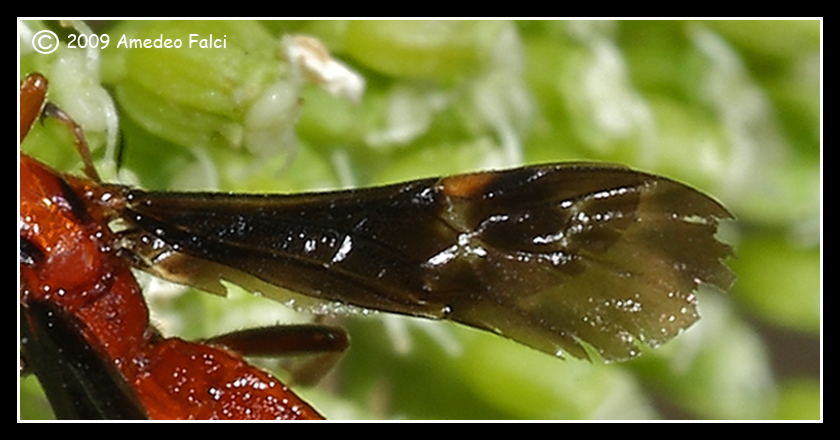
(41, 102, 101, 182)
(203, 324, 349, 385)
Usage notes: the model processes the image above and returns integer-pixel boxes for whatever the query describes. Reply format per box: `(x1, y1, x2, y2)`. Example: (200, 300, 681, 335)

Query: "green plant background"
(20, 20, 820, 420)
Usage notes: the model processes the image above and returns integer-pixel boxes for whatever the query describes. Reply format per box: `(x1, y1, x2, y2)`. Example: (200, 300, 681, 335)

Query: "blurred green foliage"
(20, 19, 820, 420)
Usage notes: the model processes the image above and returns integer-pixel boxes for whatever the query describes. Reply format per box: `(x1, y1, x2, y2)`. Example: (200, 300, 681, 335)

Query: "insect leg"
(41, 102, 101, 182)
(203, 324, 349, 386)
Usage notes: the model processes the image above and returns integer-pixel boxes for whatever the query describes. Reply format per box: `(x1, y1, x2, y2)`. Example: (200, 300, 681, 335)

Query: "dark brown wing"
(118, 163, 734, 361)
(20, 300, 149, 419)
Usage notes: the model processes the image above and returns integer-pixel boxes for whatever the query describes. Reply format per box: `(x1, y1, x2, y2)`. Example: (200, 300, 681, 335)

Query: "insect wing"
(20, 300, 148, 420)
(121, 163, 734, 361)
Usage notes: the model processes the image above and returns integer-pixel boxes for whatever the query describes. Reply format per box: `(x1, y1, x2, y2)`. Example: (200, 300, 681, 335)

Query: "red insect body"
(20, 74, 322, 420)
